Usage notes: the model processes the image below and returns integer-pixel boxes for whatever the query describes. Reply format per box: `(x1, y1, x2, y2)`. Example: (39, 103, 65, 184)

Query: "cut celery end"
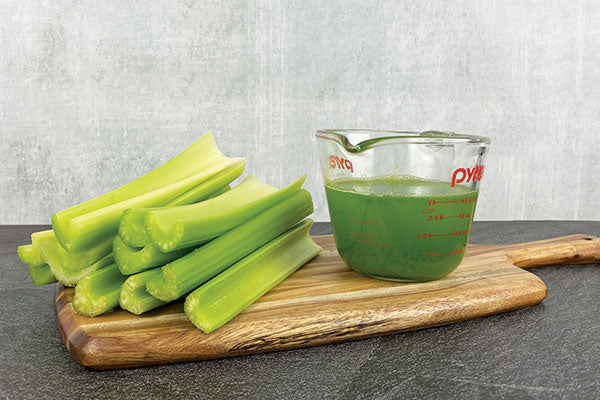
(120, 269, 167, 315)
(185, 219, 321, 333)
(113, 235, 196, 275)
(17, 230, 55, 267)
(146, 175, 306, 253)
(58, 234, 115, 272)
(117, 163, 241, 248)
(52, 131, 223, 245)
(40, 236, 114, 287)
(118, 208, 151, 247)
(28, 264, 58, 286)
(146, 188, 314, 302)
(54, 158, 244, 251)
(18, 245, 36, 266)
(72, 263, 127, 317)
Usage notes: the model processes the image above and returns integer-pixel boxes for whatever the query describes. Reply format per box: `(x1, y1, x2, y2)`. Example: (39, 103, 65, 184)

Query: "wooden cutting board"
(55, 234, 600, 370)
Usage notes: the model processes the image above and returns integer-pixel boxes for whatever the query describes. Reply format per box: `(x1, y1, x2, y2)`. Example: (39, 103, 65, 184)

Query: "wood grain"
(55, 234, 600, 370)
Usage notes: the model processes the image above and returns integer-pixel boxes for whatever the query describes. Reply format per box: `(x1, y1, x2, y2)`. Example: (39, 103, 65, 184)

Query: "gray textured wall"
(1, 0, 599, 224)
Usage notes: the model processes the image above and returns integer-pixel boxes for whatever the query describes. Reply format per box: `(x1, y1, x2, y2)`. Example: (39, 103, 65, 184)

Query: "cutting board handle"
(506, 234, 600, 269)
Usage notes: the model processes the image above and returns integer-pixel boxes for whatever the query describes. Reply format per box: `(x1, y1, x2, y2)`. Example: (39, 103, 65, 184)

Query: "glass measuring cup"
(316, 129, 490, 282)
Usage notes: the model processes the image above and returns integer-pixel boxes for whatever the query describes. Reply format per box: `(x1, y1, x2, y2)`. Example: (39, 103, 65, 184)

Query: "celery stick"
(58, 234, 115, 272)
(146, 188, 314, 302)
(52, 131, 222, 244)
(55, 159, 244, 251)
(185, 219, 321, 333)
(53, 131, 244, 250)
(120, 269, 167, 315)
(113, 236, 197, 275)
(118, 162, 240, 247)
(17, 230, 54, 266)
(28, 264, 58, 286)
(146, 175, 306, 252)
(72, 263, 127, 317)
(40, 236, 114, 286)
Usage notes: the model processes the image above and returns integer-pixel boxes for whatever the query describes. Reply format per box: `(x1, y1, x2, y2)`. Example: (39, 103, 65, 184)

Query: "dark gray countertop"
(1, 221, 599, 399)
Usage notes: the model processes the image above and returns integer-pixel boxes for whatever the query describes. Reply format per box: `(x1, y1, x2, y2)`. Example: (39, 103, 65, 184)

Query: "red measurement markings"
(427, 197, 477, 206)
(428, 212, 471, 221)
(416, 229, 471, 239)
(423, 248, 464, 258)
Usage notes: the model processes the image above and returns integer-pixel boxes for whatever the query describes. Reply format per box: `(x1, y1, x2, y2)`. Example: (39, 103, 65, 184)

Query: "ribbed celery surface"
(40, 236, 114, 287)
(119, 269, 167, 315)
(145, 175, 306, 252)
(146, 188, 314, 302)
(73, 263, 127, 317)
(184, 219, 321, 333)
(118, 167, 238, 247)
(113, 236, 195, 275)
(28, 264, 57, 286)
(52, 131, 244, 251)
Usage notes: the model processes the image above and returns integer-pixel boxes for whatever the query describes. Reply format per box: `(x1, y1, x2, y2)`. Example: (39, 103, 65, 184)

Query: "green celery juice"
(324, 176, 478, 282)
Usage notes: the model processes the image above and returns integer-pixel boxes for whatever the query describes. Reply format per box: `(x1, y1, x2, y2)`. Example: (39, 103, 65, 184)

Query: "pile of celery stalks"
(17, 132, 322, 334)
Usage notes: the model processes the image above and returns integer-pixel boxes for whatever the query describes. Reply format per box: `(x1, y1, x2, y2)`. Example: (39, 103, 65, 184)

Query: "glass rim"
(316, 129, 491, 153)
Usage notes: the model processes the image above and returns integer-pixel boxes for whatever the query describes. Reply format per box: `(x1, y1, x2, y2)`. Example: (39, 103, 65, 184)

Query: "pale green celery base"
(145, 175, 305, 252)
(184, 219, 321, 333)
(113, 236, 194, 275)
(52, 131, 224, 248)
(18, 230, 55, 266)
(145, 188, 314, 302)
(28, 264, 57, 286)
(120, 269, 167, 315)
(72, 264, 127, 317)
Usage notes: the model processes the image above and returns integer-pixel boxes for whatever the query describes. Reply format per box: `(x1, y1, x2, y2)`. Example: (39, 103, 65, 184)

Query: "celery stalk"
(113, 236, 197, 275)
(119, 269, 167, 315)
(52, 132, 221, 244)
(54, 158, 244, 251)
(17, 230, 54, 266)
(40, 236, 114, 287)
(28, 264, 58, 286)
(58, 234, 115, 272)
(145, 175, 306, 252)
(72, 263, 127, 317)
(185, 219, 321, 333)
(118, 162, 241, 248)
(146, 188, 314, 302)
(52, 131, 244, 250)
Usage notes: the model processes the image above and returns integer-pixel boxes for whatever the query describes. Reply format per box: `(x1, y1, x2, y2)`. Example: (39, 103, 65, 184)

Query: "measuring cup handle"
(506, 234, 600, 269)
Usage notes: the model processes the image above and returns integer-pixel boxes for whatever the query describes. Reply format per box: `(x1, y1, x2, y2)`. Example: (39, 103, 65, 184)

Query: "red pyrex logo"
(329, 155, 354, 173)
(451, 165, 485, 187)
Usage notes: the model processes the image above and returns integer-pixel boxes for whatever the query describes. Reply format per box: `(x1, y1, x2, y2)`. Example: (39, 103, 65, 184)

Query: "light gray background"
(1, 0, 599, 224)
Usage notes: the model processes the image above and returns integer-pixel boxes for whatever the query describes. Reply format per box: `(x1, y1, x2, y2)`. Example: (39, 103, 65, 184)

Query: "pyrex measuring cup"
(316, 129, 490, 282)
